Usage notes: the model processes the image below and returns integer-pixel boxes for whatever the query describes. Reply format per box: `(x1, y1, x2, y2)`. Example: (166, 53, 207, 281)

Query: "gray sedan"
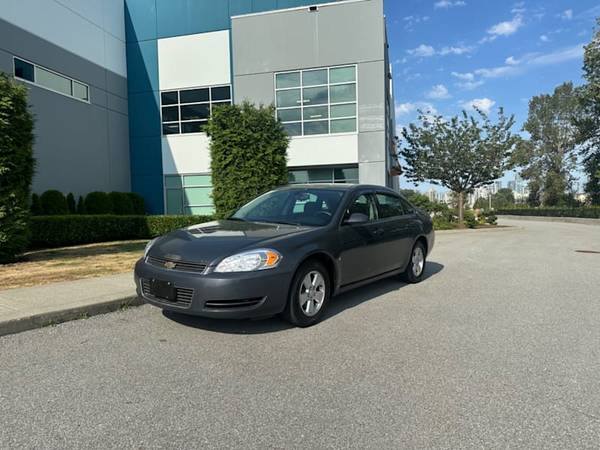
(134, 184, 434, 327)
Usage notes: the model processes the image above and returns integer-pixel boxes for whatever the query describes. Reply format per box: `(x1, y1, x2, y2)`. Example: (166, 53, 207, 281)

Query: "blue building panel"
(125, 40, 159, 94)
(156, 0, 231, 39)
(128, 91, 161, 138)
(124, 0, 157, 43)
(229, 0, 254, 16)
(132, 174, 165, 214)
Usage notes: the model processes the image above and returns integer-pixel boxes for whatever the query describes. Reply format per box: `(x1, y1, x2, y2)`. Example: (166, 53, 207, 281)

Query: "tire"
(401, 241, 427, 284)
(283, 260, 330, 327)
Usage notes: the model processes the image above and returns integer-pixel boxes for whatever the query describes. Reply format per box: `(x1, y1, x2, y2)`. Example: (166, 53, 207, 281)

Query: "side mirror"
(343, 212, 369, 225)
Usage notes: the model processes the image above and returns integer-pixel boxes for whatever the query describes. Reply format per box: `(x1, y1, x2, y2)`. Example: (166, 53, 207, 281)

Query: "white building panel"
(287, 134, 359, 167)
(158, 30, 231, 91)
(162, 135, 211, 175)
(0, 0, 126, 77)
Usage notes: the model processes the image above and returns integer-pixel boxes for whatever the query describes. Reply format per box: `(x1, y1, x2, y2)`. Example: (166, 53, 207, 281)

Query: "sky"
(384, 0, 600, 193)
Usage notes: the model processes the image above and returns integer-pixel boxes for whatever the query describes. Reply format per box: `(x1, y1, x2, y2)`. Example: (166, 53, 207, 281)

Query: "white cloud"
(407, 44, 436, 57)
(434, 0, 466, 9)
(451, 72, 484, 90)
(540, 34, 549, 42)
(561, 9, 573, 20)
(395, 102, 437, 116)
(451, 71, 475, 81)
(426, 84, 451, 99)
(439, 45, 474, 55)
(486, 15, 524, 38)
(460, 98, 496, 114)
(505, 56, 519, 65)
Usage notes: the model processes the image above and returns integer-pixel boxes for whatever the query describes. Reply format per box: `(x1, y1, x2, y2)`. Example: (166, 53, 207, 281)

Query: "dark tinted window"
(375, 193, 404, 219)
(161, 106, 179, 122)
(344, 194, 376, 221)
(180, 88, 209, 103)
(181, 104, 209, 120)
(161, 91, 178, 105)
(211, 85, 231, 101)
(399, 197, 415, 214)
(14, 58, 34, 82)
(182, 121, 207, 134)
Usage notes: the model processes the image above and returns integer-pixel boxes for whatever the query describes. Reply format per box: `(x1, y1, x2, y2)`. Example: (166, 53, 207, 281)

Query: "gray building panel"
(357, 60, 385, 133)
(0, 17, 130, 197)
(233, 72, 275, 105)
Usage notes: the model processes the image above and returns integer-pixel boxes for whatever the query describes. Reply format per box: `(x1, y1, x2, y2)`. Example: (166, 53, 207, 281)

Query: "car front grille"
(204, 297, 265, 310)
(146, 256, 207, 274)
(141, 279, 194, 308)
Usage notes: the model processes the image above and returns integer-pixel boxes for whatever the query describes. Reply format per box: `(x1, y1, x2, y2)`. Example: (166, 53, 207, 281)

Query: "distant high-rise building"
(427, 188, 437, 203)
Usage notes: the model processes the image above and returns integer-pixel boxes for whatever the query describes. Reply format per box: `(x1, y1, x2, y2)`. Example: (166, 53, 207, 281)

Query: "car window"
(343, 194, 377, 222)
(398, 197, 415, 214)
(375, 193, 405, 219)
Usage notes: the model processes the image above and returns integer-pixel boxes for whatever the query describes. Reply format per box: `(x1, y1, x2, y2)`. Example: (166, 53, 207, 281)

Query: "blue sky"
(384, 0, 600, 193)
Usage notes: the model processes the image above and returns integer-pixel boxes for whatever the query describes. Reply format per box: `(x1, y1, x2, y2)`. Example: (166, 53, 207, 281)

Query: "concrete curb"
(498, 215, 600, 226)
(0, 295, 143, 338)
(436, 225, 520, 234)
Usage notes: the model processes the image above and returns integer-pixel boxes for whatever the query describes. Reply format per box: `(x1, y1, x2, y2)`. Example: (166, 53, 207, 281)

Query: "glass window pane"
(303, 106, 328, 121)
(331, 103, 356, 118)
(277, 108, 301, 122)
(330, 83, 356, 103)
(184, 187, 212, 205)
(375, 194, 404, 218)
(276, 89, 301, 107)
(304, 120, 328, 135)
(185, 206, 215, 215)
(181, 104, 209, 120)
(35, 66, 72, 95)
(334, 167, 359, 182)
(161, 91, 178, 105)
(180, 88, 209, 103)
(212, 101, 231, 111)
(166, 190, 183, 215)
(302, 69, 327, 86)
(276, 72, 300, 89)
(165, 176, 182, 188)
(331, 118, 356, 133)
(303, 86, 328, 105)
(183, 175, 211, 186)
(283, 122, 302, 136)
(181, 121, 207, 133)
(345, 194, 376, 221)
(73, 81, 88, 101)
(330, 66, 356, 84)
(162, 106, 179, 122)
(307, 168, 333, 183)
(162, 123, 180, 135)
(288, 170, 308, 184)
(211, 85, 231, 101)
(14, 58, 34, 82)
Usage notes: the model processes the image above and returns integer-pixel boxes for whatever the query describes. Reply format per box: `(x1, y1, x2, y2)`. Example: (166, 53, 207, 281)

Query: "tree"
(575, 19, 600, 205)
(401, 109, 519, 225)
(473, 188, 515, 210)
(0, 74, 35, 262)
(40, 190, 68, 215)
(515, 82, 579, 206)
(66, 192, 76, 214)
(30, 193, 42, 215)
(76, 195, 86, 214)
(206, 102, 289, 218)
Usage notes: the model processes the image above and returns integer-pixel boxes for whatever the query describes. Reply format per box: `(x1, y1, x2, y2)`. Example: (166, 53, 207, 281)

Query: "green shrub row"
(496, 207, 600, 219)
(31, 191, 146, 216)
(29, 215, 213, 249)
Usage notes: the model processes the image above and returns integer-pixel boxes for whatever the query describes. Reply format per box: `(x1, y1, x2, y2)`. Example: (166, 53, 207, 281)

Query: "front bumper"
(134, 258, 294, 319)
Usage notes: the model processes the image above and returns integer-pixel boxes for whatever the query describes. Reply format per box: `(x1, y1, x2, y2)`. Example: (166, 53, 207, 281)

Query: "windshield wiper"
(226, 217, 247, 222)
(265, 220, 303, 226)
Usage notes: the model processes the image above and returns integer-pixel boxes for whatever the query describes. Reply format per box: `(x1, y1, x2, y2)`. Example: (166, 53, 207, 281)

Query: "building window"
(160, 85, 232, 136)
(164, 174, 215, 215)
(13, 57, 89, 102)
(288, 166, 359, 184)
(275, 65, 357, 137)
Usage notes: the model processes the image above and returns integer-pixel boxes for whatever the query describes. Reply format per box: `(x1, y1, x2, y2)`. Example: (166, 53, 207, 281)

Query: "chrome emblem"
(164, 261, 177, 270)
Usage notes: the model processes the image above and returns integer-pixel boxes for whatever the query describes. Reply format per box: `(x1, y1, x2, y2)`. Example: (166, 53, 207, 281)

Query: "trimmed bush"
(28, 215, 213, 249)
(66, 193, 76, 214)
(496, 207, 600, 219)
(40, 190, 68, 215)
(85, 191, 113, 214)
(0, 74, 35, 262)
(206, 101, 289, 219)
(109, 191, 134, 215)
(463, 210, 478, 229)
(76, 195, 85, 214)
(128, 193, 146, 215)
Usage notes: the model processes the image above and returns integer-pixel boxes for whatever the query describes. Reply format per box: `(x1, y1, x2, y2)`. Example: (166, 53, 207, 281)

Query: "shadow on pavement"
(163, 261, 444, 335)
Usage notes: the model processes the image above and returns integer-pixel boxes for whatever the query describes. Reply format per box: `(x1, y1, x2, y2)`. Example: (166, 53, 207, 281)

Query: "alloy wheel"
(412, 246, 425, 277)
(298, 270, 326, 317)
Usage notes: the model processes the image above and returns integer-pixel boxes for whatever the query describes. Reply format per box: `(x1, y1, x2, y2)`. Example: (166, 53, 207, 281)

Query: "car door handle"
(372, 228, 385, 235)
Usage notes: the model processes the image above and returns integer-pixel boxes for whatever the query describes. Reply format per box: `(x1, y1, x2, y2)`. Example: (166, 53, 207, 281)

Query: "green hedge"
(29, 215, 213, 249)
(496, 207, 600, 219)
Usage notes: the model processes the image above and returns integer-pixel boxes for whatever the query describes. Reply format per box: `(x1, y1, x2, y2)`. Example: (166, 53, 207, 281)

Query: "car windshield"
(231, 188, 345, 226)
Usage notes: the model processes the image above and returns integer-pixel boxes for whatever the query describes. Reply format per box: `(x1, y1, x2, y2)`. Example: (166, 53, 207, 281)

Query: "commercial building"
(1, 0, 398, 214)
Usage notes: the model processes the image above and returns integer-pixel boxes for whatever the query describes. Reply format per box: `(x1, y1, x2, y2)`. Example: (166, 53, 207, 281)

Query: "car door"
(373, 192, 417, 273)
(337, 192, 384, 286)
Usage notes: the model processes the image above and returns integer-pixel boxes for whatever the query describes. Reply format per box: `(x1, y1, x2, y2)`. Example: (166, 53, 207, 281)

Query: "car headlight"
(214, 249, 282, 273)
(144, 238, 158, 258)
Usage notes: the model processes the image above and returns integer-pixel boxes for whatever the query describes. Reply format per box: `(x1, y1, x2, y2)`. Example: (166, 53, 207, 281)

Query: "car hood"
(147, 220, 310, 264)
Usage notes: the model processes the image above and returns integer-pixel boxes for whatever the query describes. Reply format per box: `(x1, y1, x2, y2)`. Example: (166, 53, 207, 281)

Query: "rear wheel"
(402, 241, 426, 283)
(283, 261, 330, 327)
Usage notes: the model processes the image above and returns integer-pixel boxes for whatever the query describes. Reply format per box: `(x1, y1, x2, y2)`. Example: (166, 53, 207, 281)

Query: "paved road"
(2, 220, 600, 449)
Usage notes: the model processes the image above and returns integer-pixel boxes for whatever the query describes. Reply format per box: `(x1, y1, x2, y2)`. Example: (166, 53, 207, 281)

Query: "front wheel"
(283, 261, 330, 327)
(401, 241, 427, 283)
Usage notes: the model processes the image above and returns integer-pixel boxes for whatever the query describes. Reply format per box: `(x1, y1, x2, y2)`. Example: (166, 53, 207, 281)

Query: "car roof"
(278, 183, 398, 193)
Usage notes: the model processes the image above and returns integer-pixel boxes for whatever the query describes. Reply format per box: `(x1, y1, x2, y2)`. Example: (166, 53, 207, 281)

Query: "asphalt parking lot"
(1, 219, 600, 449)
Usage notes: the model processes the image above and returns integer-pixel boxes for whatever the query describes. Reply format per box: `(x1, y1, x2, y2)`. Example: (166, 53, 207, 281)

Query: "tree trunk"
(457, 191, 465, 227)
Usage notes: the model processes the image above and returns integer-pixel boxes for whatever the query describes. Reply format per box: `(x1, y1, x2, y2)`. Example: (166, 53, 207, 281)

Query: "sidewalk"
(0, 273, 141, 337)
